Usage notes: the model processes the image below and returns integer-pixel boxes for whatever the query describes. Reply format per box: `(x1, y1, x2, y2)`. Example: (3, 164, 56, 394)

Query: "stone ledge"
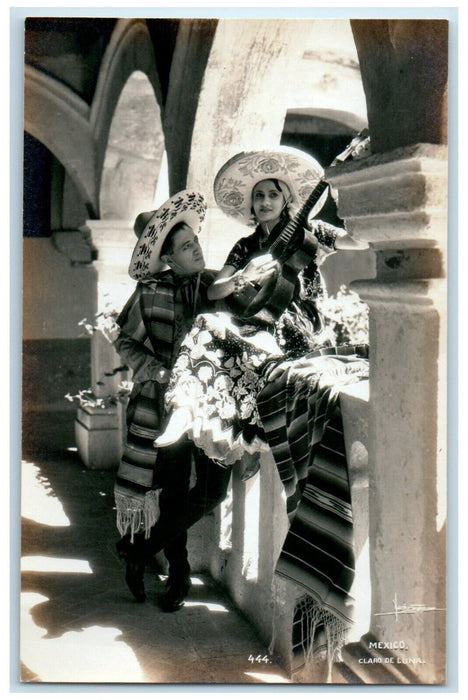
(326, 142, 448, 180)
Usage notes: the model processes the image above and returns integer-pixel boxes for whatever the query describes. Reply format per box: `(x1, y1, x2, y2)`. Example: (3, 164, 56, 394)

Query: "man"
(114, 190, 232, 611)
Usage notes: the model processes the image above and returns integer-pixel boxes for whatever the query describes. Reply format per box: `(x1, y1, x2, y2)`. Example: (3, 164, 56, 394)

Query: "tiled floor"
(18, 411, 290, 686)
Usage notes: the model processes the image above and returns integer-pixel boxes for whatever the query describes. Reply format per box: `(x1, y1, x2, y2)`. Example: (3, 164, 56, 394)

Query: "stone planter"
(75, 403, 124, 470)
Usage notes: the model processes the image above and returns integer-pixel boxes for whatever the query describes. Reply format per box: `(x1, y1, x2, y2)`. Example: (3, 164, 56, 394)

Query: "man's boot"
(161, 570, 191, 612)
(160, 534, 191, 612)
(116, 536, 147, 603)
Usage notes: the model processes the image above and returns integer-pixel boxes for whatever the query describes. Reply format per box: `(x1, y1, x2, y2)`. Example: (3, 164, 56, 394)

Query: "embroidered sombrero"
(129, 190, 207, 280)
(213, 146, 327, 225)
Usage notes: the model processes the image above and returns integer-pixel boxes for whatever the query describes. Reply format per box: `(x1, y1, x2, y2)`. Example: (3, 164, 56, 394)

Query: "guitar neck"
(269, 130, 370, 259)
(270, 179, 328, 258)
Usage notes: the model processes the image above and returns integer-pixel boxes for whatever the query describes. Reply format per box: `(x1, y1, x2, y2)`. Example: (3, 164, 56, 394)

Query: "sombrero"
(129, 190, 206, 280)
(213, 146, 327, 226)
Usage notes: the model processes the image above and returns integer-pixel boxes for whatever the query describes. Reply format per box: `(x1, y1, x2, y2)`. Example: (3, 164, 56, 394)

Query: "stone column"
(83, 220, 136, 309)
(74, 220, 136, 468)
(186, 18, 315, 266)
(82, 219, 136, 393)
(326, 144, 447, 684)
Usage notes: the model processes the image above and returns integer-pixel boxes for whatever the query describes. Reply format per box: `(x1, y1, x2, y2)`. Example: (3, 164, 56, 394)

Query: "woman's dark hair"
(269, 179, 284, 193)
(160, 221, 188, 257)
(251, 179, 283, 200)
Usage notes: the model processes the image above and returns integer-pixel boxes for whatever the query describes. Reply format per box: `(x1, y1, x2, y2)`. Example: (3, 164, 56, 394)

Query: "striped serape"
(114, 270, 216, 540)
(257, 345, 368, 666)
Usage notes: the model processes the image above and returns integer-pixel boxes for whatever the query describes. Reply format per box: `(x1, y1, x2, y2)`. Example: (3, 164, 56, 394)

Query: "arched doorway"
(99, 70, 166, 222)
(282, 108, 367, 228)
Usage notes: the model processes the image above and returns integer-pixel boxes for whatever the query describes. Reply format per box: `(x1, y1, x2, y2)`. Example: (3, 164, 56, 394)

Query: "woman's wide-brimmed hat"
(213, 146, 326, 225)
(129, 190, 206, 280)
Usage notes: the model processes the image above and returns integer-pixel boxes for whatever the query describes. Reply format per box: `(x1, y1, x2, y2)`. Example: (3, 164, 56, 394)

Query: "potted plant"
(65, 304, 132, 470)
(66, 383, 132, 470)
(318, 285, 369, 346)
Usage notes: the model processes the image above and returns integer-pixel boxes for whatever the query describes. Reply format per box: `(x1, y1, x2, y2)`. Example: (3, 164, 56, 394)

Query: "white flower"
(197, 364, 213, 383)
(250, 353, 265, 368)
(198, 330, 212, 345)
(241, 368, 259, 386)
(204, 312, 229, 339)
(181, 327, 199, 351)
(203, 349, 223, 366)
(217, 397, 237, 420)
(205, 386, 218, 401)
(171, 369, 195, 392)
(239, 395, 257, 420)
(175, 354, 189, 371)
(190, 331, 213, 360)
(214, 374, 234, 392)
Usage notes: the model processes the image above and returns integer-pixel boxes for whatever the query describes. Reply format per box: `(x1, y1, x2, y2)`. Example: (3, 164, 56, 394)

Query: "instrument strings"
(271, 179, 328, 260)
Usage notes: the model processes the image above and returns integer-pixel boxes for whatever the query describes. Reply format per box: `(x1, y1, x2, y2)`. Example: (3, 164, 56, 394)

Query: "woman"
(154, 147, 368, 471)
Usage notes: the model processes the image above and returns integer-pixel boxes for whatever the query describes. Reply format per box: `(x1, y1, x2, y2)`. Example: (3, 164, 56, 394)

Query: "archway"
(99, 70, 166, 222)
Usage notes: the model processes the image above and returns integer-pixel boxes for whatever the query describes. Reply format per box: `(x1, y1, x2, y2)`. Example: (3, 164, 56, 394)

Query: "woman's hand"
(208, 255, 279, 301)
(242, 253, 279, 284)
(263, 359, 295, 382)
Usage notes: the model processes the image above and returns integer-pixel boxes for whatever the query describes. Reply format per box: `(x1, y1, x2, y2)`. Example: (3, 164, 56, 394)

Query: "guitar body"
(227, 228, 318, 322)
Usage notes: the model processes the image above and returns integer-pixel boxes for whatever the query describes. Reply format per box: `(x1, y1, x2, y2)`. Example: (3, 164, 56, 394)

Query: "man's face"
(163, 224, 205, 276)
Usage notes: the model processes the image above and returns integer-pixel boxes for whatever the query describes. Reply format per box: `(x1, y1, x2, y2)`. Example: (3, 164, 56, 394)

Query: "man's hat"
(213, 146, 326, 225)
(128, 190, 206, 280)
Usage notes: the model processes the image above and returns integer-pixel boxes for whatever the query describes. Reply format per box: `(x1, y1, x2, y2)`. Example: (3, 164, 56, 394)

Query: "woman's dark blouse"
(224, 218, 342, 304)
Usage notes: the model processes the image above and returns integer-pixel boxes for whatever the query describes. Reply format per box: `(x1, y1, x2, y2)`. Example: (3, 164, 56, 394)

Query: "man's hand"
(264, 355, 369, 387)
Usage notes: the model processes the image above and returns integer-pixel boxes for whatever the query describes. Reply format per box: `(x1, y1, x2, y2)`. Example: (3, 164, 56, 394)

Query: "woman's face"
(252, 180, 286, 228)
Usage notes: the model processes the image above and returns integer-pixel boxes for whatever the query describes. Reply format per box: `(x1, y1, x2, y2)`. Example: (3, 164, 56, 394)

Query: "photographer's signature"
(375, 593, 445, 621)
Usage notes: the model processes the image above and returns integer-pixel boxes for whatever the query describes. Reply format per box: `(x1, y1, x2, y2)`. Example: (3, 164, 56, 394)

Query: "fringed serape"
(114, 380, 164, 541)
(114, 270, 216, 541)
(257, 344, 368, 670)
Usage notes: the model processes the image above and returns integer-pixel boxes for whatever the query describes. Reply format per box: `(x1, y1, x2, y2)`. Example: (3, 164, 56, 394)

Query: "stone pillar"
(81, 219, 134, 390)
(326, 144, 447, 684)
(83, 219, 136, 313)
(75, 220, 136, 468)
(163, 18, 218, 195)
(186, 19, 315, 260)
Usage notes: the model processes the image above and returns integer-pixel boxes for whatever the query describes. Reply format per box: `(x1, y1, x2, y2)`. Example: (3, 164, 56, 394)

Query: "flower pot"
(74, 404, 123, 470)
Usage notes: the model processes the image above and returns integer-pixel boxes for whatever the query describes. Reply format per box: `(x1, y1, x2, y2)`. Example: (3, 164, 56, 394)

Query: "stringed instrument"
(225, 129, 370, 324)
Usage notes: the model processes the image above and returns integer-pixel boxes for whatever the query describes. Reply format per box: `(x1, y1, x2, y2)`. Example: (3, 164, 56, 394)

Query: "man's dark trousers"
(118, 437, 232, 573)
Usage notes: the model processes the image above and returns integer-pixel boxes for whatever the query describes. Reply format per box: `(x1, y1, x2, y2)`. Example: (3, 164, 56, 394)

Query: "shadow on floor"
(19, 411, 290, 685)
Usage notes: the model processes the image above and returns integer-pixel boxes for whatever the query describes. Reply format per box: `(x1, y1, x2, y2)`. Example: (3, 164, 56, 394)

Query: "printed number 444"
(248, 654, 271, 664)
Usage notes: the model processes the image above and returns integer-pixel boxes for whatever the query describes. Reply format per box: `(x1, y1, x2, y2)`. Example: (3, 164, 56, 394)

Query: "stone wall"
(327, 143, 447, 684)
(196, 383, 370, 680)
